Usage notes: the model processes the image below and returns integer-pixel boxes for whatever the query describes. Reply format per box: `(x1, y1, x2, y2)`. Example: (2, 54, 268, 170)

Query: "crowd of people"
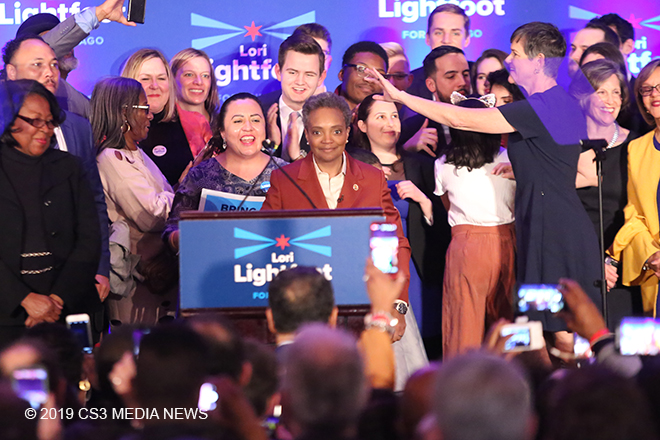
(1, 0, 660, 438)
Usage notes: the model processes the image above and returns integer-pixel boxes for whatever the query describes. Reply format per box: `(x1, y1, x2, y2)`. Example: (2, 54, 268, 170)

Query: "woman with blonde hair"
(170, 48, 220, 124)
(122, 49, 211, 186)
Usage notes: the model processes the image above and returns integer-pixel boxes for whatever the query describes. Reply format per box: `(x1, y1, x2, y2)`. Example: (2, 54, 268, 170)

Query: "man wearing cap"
(15, 0, 135, 119)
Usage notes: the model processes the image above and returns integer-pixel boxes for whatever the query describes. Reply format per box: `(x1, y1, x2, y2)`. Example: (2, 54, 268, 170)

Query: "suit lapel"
(339, 154, 364, 208)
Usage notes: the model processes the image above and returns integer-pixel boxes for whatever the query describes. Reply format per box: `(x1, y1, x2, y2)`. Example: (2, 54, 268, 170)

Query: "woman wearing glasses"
(0, 80, 100, 346)
(92, 77, 175, 327)
(610, 60, 660, 317)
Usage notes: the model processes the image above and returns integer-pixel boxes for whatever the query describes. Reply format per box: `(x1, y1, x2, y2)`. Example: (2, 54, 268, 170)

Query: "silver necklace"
(606, 123, 619, 149)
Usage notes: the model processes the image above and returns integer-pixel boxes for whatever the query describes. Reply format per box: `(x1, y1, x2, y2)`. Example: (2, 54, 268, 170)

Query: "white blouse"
(434, 148, 515, 227)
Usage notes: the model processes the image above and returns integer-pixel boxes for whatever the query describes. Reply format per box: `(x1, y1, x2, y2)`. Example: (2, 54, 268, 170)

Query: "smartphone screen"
(501, 327, 531, 351)
(67, 318, 93, 354)
(517, 284, 564, 313)
(132, 328, 151, 357)
(617, 318, 660, 356)
(574, 334, 593, 358)
(370, 222, 398, 274)
(11, 367, 49, 409)
(198, 382, 219, 411)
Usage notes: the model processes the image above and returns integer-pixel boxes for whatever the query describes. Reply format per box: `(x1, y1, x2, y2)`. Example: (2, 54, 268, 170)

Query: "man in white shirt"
(261, 34, 326, 162)
(292, 23, 333, 95)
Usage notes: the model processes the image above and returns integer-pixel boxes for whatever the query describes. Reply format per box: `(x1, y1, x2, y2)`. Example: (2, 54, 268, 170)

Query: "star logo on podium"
(275, 234, 291, 250)
(233, 226, 332, 258)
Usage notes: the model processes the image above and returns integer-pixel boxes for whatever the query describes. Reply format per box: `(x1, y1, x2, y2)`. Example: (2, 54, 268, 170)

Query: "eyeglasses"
(131, 104, 150, 114)
(16, 114, 58, 129)
(639, 84, 660, 97)
(383, 73, 410, 81)
(343, 63, 387, 78)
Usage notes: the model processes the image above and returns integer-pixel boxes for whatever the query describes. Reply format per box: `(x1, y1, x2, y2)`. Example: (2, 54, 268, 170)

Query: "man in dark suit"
(261, 92, 411, 341)
(266, 266, 338, 355)
(400, 46, 471, 157)
(261, 34, 326, 162)
(408, 4, 471, 100)
(3, 36, 111, 322)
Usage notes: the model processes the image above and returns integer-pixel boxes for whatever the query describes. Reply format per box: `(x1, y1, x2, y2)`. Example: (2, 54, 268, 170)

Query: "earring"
(222, 140, 227, 150)
(121, 119, 131, 133)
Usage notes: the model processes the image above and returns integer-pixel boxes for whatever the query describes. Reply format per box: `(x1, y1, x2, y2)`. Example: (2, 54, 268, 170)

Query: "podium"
(178, 208, 384, 342)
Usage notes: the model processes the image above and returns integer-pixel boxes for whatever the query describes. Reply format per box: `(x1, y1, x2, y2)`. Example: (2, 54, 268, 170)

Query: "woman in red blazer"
(261, 92, 412, 341)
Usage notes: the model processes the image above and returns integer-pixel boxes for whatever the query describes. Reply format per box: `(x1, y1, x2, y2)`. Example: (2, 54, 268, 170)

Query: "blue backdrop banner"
(0, 0, 656, 98)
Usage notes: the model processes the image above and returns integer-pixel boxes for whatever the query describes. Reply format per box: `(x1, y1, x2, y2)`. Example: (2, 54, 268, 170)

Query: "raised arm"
(368, 68, 516, 135)
(42, 0, 135, 59)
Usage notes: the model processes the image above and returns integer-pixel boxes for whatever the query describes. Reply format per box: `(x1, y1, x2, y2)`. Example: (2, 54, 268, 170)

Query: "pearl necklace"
(606, 123, 619, 149)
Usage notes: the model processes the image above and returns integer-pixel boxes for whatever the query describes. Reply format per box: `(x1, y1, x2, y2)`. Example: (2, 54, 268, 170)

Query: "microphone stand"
(236, 140, 318, 211)
(580, 138, 609, 323)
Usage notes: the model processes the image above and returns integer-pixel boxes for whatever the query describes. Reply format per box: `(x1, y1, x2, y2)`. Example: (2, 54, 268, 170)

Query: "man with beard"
(400, 46, 471, 157)
(13, 0, 134, 119)
(16, 14, 89, 119)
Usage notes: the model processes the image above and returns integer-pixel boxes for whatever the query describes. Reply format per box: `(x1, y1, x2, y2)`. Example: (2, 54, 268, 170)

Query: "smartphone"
(574, 334, 593, 358)
(517, 284, 565, 313)
(370, 222, 398, 274)
(127, 0, 146, 24)
(66, 313, 93, 354)
(11, 366, 49, 409)
(500, 321, 544, 352)
(132, 328, 151, 358)
(198, 382, 219, 411)
(616, 317, 660, 356)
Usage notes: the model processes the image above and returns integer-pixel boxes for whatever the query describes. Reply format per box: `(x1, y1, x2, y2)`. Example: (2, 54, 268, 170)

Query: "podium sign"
(179, 209, 384, 310)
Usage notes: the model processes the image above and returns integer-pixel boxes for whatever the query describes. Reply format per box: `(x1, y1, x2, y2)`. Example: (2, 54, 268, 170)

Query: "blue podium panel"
(179, 212, 384, 309)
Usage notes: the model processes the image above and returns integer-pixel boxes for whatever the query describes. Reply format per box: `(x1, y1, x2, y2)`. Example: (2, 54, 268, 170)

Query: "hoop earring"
(121, 119, 131, 134)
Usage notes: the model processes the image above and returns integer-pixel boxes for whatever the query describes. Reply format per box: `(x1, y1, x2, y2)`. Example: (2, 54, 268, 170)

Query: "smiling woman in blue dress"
(369, 22, 601, 352)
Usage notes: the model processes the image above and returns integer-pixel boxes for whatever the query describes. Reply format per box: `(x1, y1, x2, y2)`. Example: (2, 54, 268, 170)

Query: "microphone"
(236, 139, 279, 210)
(263, 140, 318, 209)
(337, 195, 344, 204)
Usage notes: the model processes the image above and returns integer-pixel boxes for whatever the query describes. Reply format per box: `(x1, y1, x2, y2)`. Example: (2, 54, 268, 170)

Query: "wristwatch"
(394, 300, 408, 315)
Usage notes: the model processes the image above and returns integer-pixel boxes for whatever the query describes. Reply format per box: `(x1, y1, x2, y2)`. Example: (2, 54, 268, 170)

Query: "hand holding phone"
(556, 278, 607, 341)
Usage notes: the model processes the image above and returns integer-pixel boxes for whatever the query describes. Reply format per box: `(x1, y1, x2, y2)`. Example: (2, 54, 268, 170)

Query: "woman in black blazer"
(0, 80, 101, 348)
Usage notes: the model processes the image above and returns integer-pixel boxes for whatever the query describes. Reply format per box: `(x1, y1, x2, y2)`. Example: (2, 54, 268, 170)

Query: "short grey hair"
(302, 92, 352, 130)
(282, 324, 368, 432)
(434, 352, 533, 440)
